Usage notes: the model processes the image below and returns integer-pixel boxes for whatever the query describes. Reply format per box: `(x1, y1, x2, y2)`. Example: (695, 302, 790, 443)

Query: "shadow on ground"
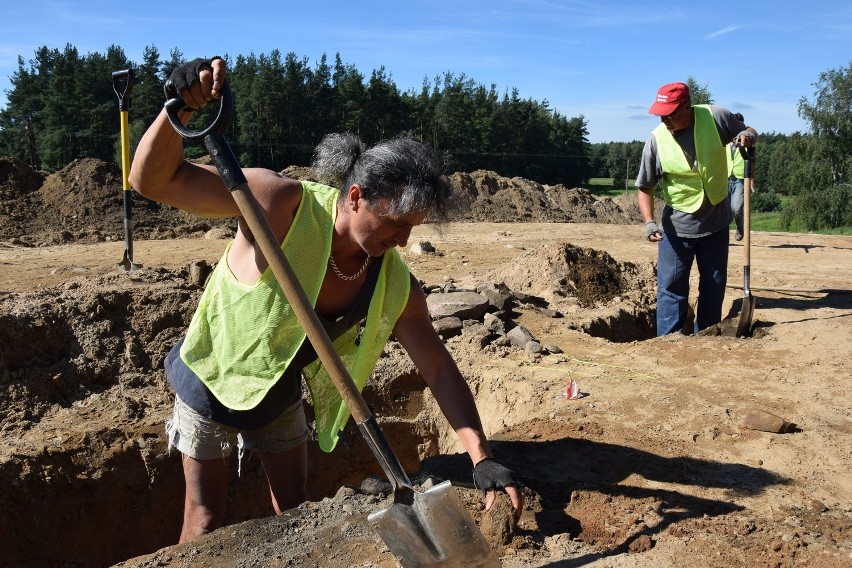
(422, 432, 788, 564)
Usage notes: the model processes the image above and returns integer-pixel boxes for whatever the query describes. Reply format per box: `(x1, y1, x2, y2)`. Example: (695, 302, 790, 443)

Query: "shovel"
(112, 68, 142, 272)
(735, 145, 756, 338)
(165, 84, 496, 568)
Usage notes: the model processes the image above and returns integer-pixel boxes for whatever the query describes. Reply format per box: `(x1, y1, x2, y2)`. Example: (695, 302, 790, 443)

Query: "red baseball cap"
(649, 82, 690, 115)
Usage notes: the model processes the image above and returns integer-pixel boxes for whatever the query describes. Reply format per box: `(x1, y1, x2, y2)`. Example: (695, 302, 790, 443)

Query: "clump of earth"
(1, 155, 850, 568)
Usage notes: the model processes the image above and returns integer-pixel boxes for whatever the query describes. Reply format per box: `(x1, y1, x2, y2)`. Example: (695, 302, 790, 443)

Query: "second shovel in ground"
(736, 145, 757, 338)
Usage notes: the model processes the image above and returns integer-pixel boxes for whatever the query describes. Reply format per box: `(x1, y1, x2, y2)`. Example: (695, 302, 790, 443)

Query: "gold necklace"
(328, 253, 370, 281)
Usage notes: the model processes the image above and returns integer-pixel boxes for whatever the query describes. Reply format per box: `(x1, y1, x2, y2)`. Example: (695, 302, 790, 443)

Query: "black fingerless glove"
(644, 220, 661, 241)
(163, 56, 222, 102)
(472, 458, 522, 491)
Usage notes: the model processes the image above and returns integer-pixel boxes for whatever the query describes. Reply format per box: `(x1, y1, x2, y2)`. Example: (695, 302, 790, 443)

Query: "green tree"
(587, 141, 642, 188)
(81, 45, 132, 162)
(685, 76, 713, 105)
(308, 54, 336, 142)
(555, 114, 592, 186)
(798, 61, 852, 184)
(231, 52, 260, 165)
(0, 55, 46, 167)
(0, 42, 592, 183)
(408, 75, 442, 149)
(255, 51, 288, 169)
(161, 48, 185, 84)
(133, 45, 167, 130)
(38, 44, 84, 170)
(432, 72, 484, 158)
(783, 183, 851, 230)
(331, 54, 366, 135)
(777, 62, 852, 230)
(752, 189, 782, 213)
(363, 66, 404, 143)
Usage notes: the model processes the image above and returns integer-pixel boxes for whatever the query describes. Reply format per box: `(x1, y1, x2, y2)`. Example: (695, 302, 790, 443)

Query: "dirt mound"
(488, 242, 657, 341)
(0, 158, 236, 245)
(38, 157, 124, 215)
(611, 188, 664, 221)
(446, 170, 633, 223)
(490, 242, 635, 307)
(280, 164, 317, 181)
(0, 158, 634, 245)
(0, 156, 44, 200)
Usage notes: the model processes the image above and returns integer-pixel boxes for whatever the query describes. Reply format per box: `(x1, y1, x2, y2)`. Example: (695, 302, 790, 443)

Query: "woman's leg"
(166, 396, 237, 543)
(180, 455, 229, 543)
(242, 399, 310, 514)
(257, 442, 309, 514)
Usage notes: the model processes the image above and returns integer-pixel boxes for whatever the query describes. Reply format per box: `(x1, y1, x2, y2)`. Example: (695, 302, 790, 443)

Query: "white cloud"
(704, 25, 741, 40)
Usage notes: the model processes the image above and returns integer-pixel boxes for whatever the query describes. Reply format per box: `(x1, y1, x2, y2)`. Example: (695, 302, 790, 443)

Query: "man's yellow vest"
(180, 180, 411, 451)
(727, 143, 745, 179)
(653, 105, 728, 213)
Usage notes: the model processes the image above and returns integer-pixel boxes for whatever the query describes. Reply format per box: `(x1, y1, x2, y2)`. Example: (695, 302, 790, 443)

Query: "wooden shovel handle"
(738, 145, 755, 265)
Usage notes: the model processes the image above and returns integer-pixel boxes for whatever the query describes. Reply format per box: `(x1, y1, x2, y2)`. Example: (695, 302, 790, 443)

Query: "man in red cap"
(636, 82, 758, 336)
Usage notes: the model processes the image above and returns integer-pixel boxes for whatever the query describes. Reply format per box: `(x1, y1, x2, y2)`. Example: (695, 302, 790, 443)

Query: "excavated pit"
(0, 245, 663, 567)
(0, 268, 449, 567)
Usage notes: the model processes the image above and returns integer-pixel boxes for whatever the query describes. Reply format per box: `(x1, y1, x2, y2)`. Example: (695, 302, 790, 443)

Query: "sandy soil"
(1, 156, 851, 567)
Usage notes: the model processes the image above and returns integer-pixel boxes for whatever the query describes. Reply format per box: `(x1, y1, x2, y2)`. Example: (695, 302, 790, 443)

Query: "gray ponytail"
(311, 132, 365, 188)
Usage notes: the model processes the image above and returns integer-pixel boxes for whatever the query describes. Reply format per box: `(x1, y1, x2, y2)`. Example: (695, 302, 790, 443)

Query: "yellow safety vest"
(653, 105, 729, 213)
(180, 180, 410, 451)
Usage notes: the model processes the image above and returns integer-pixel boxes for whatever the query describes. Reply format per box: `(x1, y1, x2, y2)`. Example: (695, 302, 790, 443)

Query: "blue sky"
(1, 0, 849, 143)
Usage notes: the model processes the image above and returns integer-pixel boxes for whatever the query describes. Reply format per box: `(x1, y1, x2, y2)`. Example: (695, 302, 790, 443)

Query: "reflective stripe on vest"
(653, 105, 728, 213)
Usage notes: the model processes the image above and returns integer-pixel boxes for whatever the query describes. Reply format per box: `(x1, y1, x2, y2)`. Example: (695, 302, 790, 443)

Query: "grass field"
(587, 178, 631, 198)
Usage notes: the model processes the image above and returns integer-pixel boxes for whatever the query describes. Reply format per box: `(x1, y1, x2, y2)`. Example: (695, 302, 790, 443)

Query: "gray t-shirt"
(635, 105, 748, 237)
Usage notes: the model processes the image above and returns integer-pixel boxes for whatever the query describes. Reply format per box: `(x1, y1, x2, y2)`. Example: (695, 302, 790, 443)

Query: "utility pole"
(625, 158, 630, 190)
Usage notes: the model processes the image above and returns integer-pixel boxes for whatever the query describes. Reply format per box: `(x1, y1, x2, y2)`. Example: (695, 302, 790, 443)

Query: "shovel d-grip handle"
(165, 83, 397, 475)
(165, 81, 235, 141)
(164, 83, 246, 191)
(112, 69, 135, 112)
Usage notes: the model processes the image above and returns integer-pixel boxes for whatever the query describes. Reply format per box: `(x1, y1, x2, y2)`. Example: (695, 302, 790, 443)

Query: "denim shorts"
(166, 395, 309, 463)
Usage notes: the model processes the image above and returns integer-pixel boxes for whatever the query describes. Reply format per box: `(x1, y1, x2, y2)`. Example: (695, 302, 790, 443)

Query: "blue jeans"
(728, 178, 744, 235)
(656, 229, 729, 336)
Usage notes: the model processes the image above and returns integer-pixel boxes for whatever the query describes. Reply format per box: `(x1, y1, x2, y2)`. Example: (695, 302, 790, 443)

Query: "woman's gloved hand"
(473, 457, 524, 520)
(164, 56, 225, 109)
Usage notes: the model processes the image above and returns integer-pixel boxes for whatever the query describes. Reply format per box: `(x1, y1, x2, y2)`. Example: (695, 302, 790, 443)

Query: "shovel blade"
(368, 480, 497, 568)
(118, 260, 143, 272)
(117, 248, 142, 272)
(735, 293, 755, 338)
